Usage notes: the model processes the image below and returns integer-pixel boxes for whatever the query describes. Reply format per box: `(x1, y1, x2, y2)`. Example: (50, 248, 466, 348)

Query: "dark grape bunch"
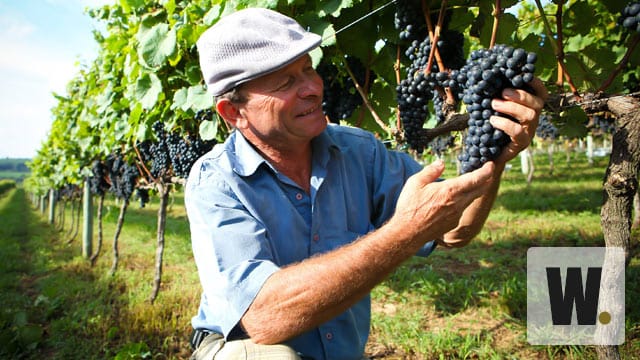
(394, 0, 427, 41)
(105, 153, 139, 201)
(142, 121, 217, 180)
(398, 30, 465, 154)
(317, 57, 373, 124)
(428, 134, 456, 157)
(149, 121, 171, 179)
(456, 44, 537, 174)
(397, 72, 433, 153)
(135, 188, 150, 208)
(89, 160, 110, 196)
(619, 1, 640, 33)
(535, 114, 559, 140)
(591, 114, 616, 134)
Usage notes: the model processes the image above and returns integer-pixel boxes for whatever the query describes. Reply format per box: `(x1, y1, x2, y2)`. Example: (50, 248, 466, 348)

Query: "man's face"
(236, 55, 326, 149)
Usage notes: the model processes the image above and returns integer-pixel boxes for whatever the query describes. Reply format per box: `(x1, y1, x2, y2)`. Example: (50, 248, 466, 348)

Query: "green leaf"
(203, 5, 222, 26)
(134, 73, 163, 110)
(171, 87, 188, 111)
(185, 61, 203, 85)
(565, 34, 595, 53)
(566, 2, 597, 36)
(255, 0, 278, 9)
(137, 23, 177, 70)
(172, 85, 214, 111)
(187, 86, 214, 111)
(557, 106, 589, 139)
(318, 0, 354, 17)
(199, 119, 218, 141)
(119, 0, 146, 14)
(479, 13, 519, 47)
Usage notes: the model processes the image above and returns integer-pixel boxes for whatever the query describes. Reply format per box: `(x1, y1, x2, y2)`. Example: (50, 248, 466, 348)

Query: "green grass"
(1, 149, 639, 359)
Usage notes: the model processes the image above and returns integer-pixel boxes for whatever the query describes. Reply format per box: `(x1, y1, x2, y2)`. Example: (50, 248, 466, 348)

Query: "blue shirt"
(185, 124, 436, 360)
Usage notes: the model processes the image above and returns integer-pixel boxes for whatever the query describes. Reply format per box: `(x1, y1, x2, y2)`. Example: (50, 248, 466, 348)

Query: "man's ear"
(215, 99, 244, 129)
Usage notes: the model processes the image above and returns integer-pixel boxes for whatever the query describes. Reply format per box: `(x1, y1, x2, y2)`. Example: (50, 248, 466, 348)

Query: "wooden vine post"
(48, 188, 56, 225)
(82, 177, 93, 259)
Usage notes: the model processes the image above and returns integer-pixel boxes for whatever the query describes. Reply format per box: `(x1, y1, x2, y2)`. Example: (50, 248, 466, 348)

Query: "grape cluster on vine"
(140, 121, 217, 180)
(394, 0, 428, 41)
(535, 114, 559, 140)
(89, 160, 110, 196)
(455, 44, 537, 173)
(590, 114, 616, 135)
(619, 1, 640, 34)
(105, 153, 139, 201)
(397, 29, 465, 154)
(317, 57, 372, 123)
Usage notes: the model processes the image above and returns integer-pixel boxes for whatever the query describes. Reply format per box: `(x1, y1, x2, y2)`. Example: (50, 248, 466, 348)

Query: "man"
(186, 7, 547, 360)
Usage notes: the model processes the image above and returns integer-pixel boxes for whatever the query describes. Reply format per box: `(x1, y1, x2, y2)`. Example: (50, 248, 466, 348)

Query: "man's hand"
(391, 159, 495, 244)
(490, 77, 548, 165)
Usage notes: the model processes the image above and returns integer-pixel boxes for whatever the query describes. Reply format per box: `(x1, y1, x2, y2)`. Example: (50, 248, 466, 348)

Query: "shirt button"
(295, 193, 303, 200)
(325, 332, 333, 340)
(313, 234, 319, 242)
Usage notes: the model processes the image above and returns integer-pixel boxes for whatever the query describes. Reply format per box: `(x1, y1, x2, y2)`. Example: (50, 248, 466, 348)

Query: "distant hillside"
(0, 158, 31, 183)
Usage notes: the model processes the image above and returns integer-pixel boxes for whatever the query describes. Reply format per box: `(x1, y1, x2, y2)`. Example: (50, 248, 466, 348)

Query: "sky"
(0, 0, 113, 159)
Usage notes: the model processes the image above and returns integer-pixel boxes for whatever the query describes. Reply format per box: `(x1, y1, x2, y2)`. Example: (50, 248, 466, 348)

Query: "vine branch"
(343, 57, 393, 136)
(422, 0, 448, 75)
(534, 0, 579, 95)
(490, 0, 501, 49)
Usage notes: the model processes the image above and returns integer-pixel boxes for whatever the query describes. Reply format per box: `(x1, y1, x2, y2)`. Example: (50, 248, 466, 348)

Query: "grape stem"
(422, 0, 455, 105)
(133, 141, 156, 183)
(342, 57, 392, 136)
(489, 0, 501, 49)
(534, 0, 579, 96)
(422, 0, 447, 75)
(395, 44, 403, 133)
(355, 52, 374, 128)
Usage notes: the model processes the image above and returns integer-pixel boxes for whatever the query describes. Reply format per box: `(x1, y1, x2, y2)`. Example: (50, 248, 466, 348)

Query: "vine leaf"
(171, 85, 213, 112)
(203, 5, 222, 26)
(557, 106, 589, 139)
(199, 119, 218, 141)
(119, 0, 146, 14)
(136, 23, 177, 70)
(133, 72, 162, 110)
(479, 12, 518, 47)
(318, 0, 354, 18)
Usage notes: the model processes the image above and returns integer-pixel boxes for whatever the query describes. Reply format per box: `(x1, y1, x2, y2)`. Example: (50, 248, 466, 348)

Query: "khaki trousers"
(190, 333, 302, 360)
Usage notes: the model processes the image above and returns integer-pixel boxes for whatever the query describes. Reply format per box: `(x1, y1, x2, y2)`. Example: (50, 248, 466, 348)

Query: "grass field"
(1, 149, 638, 359)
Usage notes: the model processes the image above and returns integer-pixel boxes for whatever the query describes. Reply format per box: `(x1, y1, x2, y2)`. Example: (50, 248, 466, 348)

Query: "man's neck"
(247, 134, 313, 193)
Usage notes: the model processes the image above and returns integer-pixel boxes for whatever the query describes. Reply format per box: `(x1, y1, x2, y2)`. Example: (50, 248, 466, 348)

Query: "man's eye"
(277, 78, 293, 90)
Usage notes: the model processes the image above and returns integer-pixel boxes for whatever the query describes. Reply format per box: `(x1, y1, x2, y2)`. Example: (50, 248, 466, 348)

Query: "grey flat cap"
(197, 8, 322, 96)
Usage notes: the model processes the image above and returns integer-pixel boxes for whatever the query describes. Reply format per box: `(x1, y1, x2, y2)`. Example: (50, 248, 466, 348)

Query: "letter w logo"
(546, 267, 602, 325)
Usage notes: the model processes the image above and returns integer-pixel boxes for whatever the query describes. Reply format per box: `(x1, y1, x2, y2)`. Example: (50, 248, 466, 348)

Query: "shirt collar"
(229, 126, 341, 177)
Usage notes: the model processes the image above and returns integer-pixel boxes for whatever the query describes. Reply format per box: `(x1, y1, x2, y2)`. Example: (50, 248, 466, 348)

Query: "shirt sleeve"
(185, 165, 280, 338)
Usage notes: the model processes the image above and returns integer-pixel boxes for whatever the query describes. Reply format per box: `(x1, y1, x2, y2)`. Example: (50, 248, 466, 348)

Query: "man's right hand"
(391, 159, 494, 245)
